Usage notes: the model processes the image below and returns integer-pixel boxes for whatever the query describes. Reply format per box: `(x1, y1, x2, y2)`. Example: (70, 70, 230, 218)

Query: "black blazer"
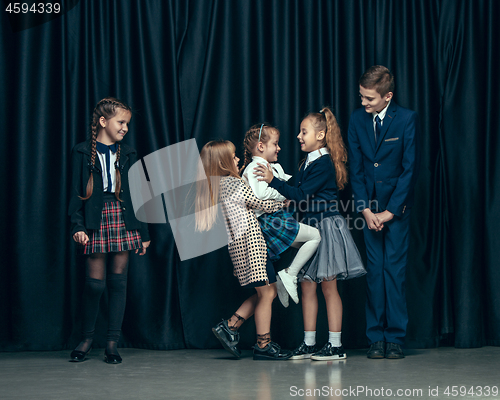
(68, 141, 150, 242)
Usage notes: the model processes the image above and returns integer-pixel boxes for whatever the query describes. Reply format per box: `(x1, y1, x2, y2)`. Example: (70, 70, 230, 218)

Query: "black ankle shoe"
(212, 319, 241, 358)
(253, 341, 292, 360)
(103, 349, 122, 364)
(367, 341, 385, 359)
(385, 342, 405, 359)
(69, 347, 91, 362)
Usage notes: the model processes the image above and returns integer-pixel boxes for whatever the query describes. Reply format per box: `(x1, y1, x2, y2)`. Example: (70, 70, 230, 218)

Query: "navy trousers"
(363, 210, 411, 345)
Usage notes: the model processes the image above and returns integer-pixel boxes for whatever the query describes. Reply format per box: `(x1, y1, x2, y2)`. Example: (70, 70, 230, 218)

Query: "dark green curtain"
(1, 0, 498, 351)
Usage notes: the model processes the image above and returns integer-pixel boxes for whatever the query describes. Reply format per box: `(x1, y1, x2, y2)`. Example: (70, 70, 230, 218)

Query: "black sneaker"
(212, 319, 241, 358)
(253, 341, 292, 360)
(289, 342, 318, 360)
(310, 343, 346, 361)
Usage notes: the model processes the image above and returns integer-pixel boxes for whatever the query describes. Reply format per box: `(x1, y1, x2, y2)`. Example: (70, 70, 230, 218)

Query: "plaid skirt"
(80, 201, 143, 255)
(257, 210, 299, 261)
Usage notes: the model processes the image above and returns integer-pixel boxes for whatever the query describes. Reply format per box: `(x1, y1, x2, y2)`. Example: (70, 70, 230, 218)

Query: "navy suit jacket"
(347, 101, 419, 217)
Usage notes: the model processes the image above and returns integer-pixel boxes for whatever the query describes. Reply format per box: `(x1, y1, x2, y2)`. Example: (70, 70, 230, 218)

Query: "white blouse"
(242, 156, 292, 217)
(97, 149, 117, 192)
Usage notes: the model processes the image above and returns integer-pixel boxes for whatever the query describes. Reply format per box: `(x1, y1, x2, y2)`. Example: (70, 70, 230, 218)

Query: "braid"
(240, 147, 254, 175)
(114, 144, 122, 201)
(80, 117, 98, 200)
(239, 123, 277, 174)
(79, 97, 131, 201)
(94, 98, 131, 114)
(240, 127, 259, 174)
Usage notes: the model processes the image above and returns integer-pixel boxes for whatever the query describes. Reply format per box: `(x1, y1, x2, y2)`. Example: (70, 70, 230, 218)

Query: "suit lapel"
(375, 102, 397, 153)
(296, 163, 306, 185)
(80, 143, 102, 173)
(365, 112, 376, 154)
(119, 153, 129, 171)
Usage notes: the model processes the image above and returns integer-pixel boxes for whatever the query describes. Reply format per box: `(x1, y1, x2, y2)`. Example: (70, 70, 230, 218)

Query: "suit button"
(374, 163, 379, 167)
(122, 207, 126, 211)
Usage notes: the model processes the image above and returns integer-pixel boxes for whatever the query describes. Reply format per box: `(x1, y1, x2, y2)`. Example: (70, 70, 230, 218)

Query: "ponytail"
(321, 107, 348, 190)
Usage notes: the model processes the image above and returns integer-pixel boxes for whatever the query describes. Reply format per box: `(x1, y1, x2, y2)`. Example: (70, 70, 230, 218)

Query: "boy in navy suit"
(348, 65, 419, 359)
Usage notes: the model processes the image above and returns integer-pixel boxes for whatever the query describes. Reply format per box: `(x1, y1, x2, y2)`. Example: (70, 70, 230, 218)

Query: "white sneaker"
(276, 275, 289, 307)
(278, 270, 299, 304)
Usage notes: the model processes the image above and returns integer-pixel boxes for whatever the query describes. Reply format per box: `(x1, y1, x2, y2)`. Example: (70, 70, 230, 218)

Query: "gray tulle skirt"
(299, 215, 366, 282)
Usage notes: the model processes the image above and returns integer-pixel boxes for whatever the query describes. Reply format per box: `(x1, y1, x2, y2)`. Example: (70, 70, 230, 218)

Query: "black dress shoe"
(104, 349, 122, 364)
(212, 319, 241, 358)
(253, 341, 292, 360)
(69, 347, 91, 362)
(385, 343, 405, 359)
(367, 341, 385, 359)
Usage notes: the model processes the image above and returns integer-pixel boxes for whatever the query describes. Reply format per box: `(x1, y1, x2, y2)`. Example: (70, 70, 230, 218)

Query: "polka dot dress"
(220, 177, 283, 286)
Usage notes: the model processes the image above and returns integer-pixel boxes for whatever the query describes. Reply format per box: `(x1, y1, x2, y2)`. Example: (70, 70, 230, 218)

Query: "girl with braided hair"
(241, 124, 321, 308)
(254, 107, 365, 361)
(68, 97, 150, 364)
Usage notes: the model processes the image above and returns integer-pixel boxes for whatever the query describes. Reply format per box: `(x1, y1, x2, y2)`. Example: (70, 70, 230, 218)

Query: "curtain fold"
(0, 0, 498, 351)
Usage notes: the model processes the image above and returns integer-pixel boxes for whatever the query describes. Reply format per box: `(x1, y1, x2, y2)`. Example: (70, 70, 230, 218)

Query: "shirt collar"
(306, 147, 329, 167)
(372, 99, 391, 121)
(252, 155, 268, 164)
(96, 141, 118, 153)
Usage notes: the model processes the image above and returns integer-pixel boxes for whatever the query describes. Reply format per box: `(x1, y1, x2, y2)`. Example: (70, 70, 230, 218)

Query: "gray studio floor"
(0, 347, 499, 400)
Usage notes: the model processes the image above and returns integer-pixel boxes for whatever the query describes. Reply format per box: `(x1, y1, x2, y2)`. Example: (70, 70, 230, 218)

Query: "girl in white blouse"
(241, 124, 321, 307)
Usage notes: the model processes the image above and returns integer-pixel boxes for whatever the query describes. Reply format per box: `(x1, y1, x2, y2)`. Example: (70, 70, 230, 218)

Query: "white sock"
(304, 331, 316, 346)
(329, 331, 342, 347)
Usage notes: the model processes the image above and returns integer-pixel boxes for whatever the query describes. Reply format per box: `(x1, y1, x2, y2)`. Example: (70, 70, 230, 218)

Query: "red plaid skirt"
(81, 201, 142, 254)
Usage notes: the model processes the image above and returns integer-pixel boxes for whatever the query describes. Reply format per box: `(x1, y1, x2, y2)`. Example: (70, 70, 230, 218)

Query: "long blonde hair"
(304, 107, 348, 190)
(195, 140, 240, 231)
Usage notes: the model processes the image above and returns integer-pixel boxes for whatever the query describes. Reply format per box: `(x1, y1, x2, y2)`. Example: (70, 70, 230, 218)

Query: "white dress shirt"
(97, 150, 117, 192)
(372, 99, 391, 130)
(305, 147, 329, 169)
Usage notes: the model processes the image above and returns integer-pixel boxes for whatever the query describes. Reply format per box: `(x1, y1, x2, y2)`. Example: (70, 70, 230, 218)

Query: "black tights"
(75, 251, 129, 355)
